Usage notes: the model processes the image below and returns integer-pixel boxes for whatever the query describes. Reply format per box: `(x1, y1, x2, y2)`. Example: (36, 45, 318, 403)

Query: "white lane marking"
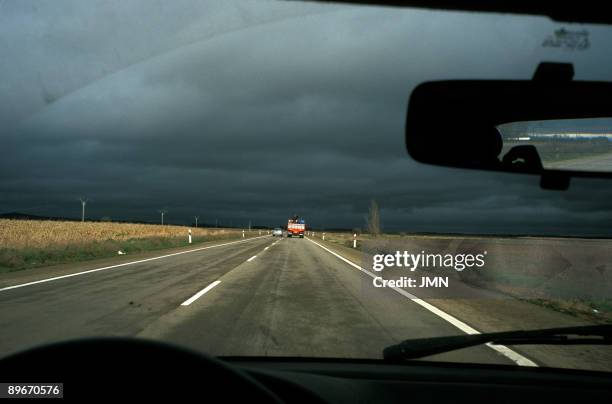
(305, 237, 538, 367)
(181, 280, 221, 306)
(0, 236, 271, 292)
(264, 247, 269, 250)
(183, 238, 275, 306)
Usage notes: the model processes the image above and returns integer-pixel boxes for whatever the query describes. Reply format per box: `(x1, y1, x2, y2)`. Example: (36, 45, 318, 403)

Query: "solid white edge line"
(247, 255, 257, 262)
(0, 235, 271, 292)
(305, 237, 538, 367)
(181, 280, 221, 306)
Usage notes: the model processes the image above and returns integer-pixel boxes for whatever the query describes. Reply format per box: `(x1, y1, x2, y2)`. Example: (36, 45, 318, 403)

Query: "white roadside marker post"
(242, 230, 245, 238)
(353, 233, 357, 248)
(188, 229, 192, 244)
(322, 232, 325, 241)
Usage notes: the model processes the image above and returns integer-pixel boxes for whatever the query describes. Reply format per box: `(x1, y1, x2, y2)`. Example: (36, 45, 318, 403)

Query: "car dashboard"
(230, 358, 612, 403)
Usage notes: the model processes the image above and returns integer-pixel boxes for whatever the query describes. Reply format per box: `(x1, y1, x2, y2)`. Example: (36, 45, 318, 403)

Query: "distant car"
(272, 228, 283, 237)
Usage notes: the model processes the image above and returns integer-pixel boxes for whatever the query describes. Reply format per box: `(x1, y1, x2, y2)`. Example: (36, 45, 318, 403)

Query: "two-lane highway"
(0, 235, 528, 365)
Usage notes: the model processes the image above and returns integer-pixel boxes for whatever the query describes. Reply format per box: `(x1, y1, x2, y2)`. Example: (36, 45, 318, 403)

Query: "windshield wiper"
(383, 325, 612, 361)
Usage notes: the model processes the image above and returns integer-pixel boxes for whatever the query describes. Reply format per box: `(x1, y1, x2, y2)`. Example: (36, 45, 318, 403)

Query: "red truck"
(287, 216, 305, 238)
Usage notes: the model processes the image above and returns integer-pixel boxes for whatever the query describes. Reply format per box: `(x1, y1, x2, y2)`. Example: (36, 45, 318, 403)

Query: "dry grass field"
(0, 219, 238, 248)
(0, 219, 254, 273)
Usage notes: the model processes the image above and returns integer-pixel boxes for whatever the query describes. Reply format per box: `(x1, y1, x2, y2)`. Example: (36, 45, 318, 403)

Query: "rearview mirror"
(405, 64, 612, 189)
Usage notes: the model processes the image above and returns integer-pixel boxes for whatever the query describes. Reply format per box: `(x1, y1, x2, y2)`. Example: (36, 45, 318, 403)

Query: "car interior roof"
(299, 1, 612, 24)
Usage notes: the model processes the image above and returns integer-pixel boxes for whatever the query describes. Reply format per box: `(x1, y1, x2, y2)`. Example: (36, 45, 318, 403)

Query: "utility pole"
(79, 197, 88, 222)
(158, 209, 167, 225)
(215, 218, 218, 228)
(248, 220, 251, 232)
(195, 216, 199, 228)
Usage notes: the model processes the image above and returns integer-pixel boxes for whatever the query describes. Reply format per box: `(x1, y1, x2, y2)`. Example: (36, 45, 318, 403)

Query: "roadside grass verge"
(523, 298, 612, 324)
(0, 233, 246, 274)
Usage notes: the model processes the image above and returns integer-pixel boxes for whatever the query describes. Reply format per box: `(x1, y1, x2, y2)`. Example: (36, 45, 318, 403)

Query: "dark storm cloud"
(2, 0, 612, 235)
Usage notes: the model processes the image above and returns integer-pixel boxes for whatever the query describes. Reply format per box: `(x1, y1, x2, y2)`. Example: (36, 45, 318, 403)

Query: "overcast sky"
(2, 0, 612, 235)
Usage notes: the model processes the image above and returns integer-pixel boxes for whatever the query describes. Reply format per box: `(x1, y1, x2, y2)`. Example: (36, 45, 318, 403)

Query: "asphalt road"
(0, 235, 524, 365)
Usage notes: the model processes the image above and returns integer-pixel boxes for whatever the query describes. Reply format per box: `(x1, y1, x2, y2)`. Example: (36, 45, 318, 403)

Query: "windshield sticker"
(542, 28, 590, 50)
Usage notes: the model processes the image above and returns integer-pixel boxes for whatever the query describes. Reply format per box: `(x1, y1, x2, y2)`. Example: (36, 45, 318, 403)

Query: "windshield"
(1, 0, 611, 373)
